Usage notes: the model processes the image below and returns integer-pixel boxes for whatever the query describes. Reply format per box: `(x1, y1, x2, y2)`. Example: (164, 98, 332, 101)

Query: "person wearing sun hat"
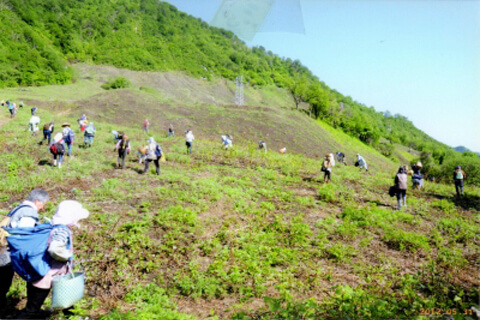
(17, 200, 89, 319)
(50, 132, 65, 168)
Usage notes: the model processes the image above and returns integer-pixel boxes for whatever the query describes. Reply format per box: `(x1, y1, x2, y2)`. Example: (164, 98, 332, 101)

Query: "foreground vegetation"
(0, 106, 478, 319)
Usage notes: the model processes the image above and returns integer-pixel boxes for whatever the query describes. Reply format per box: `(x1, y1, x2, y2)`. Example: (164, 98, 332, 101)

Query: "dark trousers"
(396, 189, 406, 200)
(118, 149, 127, 169)
(396, 189, 407, 209)
(324, 169, 331, 181)
(455, 179, 464, 196)
(17, 282, 51, 318)
(43, 130, 52, 144)
(0, 264, 14, 309)
(144, 159, 160, 175)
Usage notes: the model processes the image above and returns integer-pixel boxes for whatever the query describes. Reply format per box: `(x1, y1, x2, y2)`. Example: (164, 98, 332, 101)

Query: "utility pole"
(235, 76, 244, 106)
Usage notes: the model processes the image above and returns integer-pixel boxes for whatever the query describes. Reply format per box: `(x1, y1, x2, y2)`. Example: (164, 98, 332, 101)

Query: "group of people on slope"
(391, 162, 466, 209)
(322, 153, 368, 183)
(114, 126, 195, 174)
(1, 99, 24, 118)
(116, 133, 162, 175)
(25, 110, 95, 168)
(0, 190, 89, 318)
(8, 104, 471, 200)
(25, 107, 77, 168)
(143, 119, 176, 138)
(392, 162, 425, 209)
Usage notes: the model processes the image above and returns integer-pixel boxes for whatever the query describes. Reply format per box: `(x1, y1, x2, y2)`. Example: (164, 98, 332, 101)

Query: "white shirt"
(29, 116, 40, 125)
(186, 132, 195, 143)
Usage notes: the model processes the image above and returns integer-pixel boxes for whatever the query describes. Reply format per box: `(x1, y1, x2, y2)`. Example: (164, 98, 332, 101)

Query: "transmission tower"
(235, 76, 244, 106)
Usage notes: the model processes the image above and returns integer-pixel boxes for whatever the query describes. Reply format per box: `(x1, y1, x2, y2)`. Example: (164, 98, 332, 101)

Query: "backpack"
(57, 143, 65, 154)
(43, 123, 50, 131)
(50, 143, 65, 155)
(64, 130, 74, 144)
(3, 224, 69, 282)
(85, 126, 95, 135)
(455, 171, 463, 180)
(0, 205, 31, 254)
(155, 145, 162, 158)
(50, 144, 58, 155)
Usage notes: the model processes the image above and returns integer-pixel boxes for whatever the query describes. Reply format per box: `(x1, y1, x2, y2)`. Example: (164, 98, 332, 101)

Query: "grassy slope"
(0, 94, 479, 319)
(0, 65, 396, 171)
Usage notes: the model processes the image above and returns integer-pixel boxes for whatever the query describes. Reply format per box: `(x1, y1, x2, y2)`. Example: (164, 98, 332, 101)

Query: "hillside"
(1, 85, 480, 319)
(0, 0, 465, 168)
(0, 64, 395, 170)
(0, 1, 480, 317)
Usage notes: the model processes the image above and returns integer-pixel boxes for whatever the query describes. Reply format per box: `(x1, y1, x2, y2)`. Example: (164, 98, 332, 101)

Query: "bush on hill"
(101, 77, 131, 90)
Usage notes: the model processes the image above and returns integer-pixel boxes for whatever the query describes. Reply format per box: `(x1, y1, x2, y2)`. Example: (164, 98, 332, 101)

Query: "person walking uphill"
(41, 122, 55, 145)
(411, 161, 423, 189)
(16, 200, 89, 319)
(84, 122, 96, 148)
(322, 154, 333, 183)
(78, 114, 87, 133)
(143, 119, 150, 134)
(29, 114, 41, 136)
(453, 166, 467, 197)
(8, 102, 15, 118)
(394, 166, 408, 209)
(50, 133, 65, 168)
(185, 129, 194, 154)
(62, 123, 75, 157)
(168, 124, 175, 137)
(115, 134, 131, 169)
(336, 151, 347, 165)
(0, 190, 49, 314)
(143, 137, 161, 175)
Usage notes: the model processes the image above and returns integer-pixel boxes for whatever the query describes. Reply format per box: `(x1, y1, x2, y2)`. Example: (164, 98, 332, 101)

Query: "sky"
(163, 0, 480, 152)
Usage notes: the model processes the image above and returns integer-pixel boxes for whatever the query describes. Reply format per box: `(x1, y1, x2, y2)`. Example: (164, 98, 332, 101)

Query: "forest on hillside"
(1, 0, 479, 183)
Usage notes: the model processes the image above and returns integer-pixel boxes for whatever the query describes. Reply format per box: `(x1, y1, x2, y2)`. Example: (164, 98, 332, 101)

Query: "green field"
(0, 95, 478, 319)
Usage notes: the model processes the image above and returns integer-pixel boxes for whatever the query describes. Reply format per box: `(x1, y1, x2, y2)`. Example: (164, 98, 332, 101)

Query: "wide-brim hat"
(62, 123, 70, 127)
